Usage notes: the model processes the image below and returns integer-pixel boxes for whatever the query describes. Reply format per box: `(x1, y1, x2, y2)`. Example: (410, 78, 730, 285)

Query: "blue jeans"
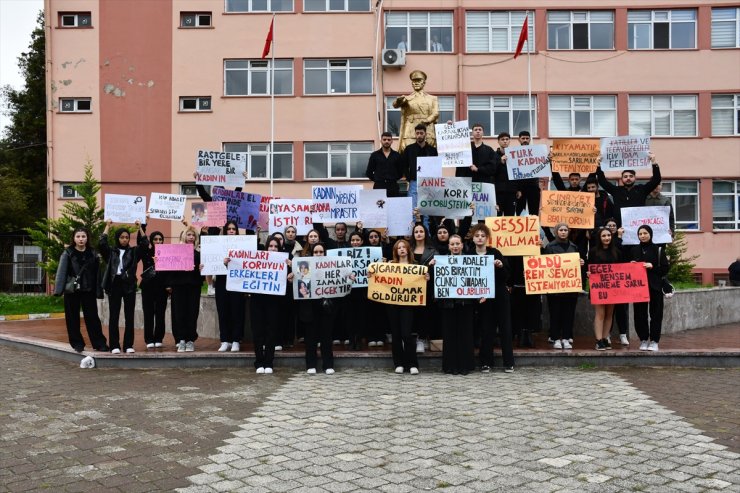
(408, 180, 430, 231)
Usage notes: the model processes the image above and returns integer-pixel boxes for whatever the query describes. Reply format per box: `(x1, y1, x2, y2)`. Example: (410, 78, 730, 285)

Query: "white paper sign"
(417, 156, 444, 178)
(435, 120, 473, 167)
(327, 247, 383, 288)
(506, 145, 551, 180)
(104, 194, 147, 224)
(226, 250, 289, 295)
(600, 136, 651, 171)
(418, 176, 472, 218)
(195, 150, 247, 188)
(433, 255, 495, 299)
(386, 197, 414, 236)
(620, 206, 672, 245)
(359, 190, 388, 228)
(269, 199, 313, 235)
(293, 256, 354, 299)
(148, 193, 187, 221)
(311, 185, 361, 222)
(472, 182, 497, 221)
(200, 235, 258, 275)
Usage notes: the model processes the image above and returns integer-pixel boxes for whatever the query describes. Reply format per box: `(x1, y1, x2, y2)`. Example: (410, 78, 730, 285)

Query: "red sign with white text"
(588, 263, 650, 304)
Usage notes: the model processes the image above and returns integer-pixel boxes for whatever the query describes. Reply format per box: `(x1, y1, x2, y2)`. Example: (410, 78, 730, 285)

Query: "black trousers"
(252, 294, 278, 368)
(373, 180, 400, 198)
(634, 289, 664, 343)
(64, 291, 107, 351)
(547, 293, 578, 341)
(303, 300, 335, 370)
(278, 291, 296, 346)
(496, 191, 517, 217)
(107, 277, 136, 350)
(215, 277, 245, 343)
(613, 303, 629, 336)
(479, 291, 514, 368)
(386, 305, 418, 370)
(366, 301, 387, 342)
(346, 291, 368, 344)
(171, 284, 201, 342)
(141, 282, 167, 344)
(516, 183, 541, 216)
(442, 304, 475, 374)
(510, 288, 542, 334)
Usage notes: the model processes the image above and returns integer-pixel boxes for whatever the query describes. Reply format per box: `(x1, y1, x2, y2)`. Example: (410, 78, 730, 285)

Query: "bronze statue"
(393, 70, 439, 152)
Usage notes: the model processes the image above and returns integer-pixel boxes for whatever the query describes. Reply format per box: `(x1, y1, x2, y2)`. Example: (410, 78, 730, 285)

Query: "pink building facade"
(46, 0, 740, 283)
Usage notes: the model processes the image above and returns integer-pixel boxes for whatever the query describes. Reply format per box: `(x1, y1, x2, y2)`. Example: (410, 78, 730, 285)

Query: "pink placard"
(155, 243, 195, 271)
(191, 201, 227, 229)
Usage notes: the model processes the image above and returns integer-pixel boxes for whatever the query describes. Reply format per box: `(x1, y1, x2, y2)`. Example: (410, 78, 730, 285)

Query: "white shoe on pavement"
(231, 342, 240, 352)
(368, 341, 377, 347)
(647, 341, 659, 352)
(146, 343, 154, 349)
(394, 366, 404, 374)
(111, 348, 121, 354)
(218, 342, 231, 352)
(562, 339, 572, 350)
(274, 345, 283, 351)
(307, 368, 317, 374)
(154, 342, 163, 348)
(256, 367, 265, 374)
(553, 340, 562, 349)
(325, 368, 335, 375)
(620, 334, 629, 346)
(207, 285, 215, 296)
(185, 341, 195, 352)
(125, 348, 135, 354)
(264, 368, 273, 374)
(639, 340, 649, 351)
(409, 367, 419, 375)
(176, 340, 186, 352)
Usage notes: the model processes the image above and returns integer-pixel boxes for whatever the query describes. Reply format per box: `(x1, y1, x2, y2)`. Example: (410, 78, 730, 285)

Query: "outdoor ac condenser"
(381, 49, 406, 68)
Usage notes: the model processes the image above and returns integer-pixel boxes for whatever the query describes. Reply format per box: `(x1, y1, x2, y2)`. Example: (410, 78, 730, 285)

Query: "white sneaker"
(561, 339, 572, 350)
(264, 368, 273, 374)
(256, 367, 265, 374)
(207, 285, 215, 296)
(218, 342, 231, 352)
(416, 340, 425, 353)
(606, 336, 611, 345)
(154, 342, 163, 348)
(332, 340, 341, 345)
(125, 348, 135, 354)
(647, 341, 659, 352)
(185, 341, 195, 352)
(409, 367, 419, 375)
(146, 343, 154, 349)
(307, 368, 317, 374)
(620, 334, 629, 346)
(343, 340, 350, 345)
(376, 341, 384, 347)
(231, 342, 240, 352)
(639, 340, 649, 351)
(176, 340, 186, 352)
(394, 366, 404, 374)
(368, 341, 377, 347)
(111, 348, 121, 354)
(568, 339, 574, 344)
(274, 345, 283, 351)
(325, 368, 335, 375)
(553, 340, 562, 349)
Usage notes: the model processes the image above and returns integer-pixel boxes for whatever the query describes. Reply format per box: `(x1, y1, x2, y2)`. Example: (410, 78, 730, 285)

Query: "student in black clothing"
(630, 225, 669, 352)
(587, 227, 624, 351)
(585, 178, 615, 230)
(493, 132, 518, 216)
(514, 131, 543, 216)
(366, 131, 403, 197)
(604, 218, 630, 346)
(401, 123, 438, 209)
(455, 122, 496, 183)
(137, 225, 168, 349)
(166, 226, 204, 353)
(551, 172, 584, 192)
(215, 221, 246, 353)
(596, 152, 661, 226)
(249, 235, 285, 373)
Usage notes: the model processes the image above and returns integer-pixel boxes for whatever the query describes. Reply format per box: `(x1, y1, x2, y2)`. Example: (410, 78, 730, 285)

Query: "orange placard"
(540, 191, 595, 229)
(551, 139, 600, 174)
(484, 216, 540, 256)
(523, 253, 582, 294)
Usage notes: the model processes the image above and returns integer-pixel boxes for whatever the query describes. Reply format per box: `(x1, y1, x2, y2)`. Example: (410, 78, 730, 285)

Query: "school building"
(45, 0, 740, 284)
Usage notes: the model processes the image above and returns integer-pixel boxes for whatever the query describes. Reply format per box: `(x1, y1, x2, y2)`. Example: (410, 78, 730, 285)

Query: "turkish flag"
(514, 16, 528, 59)
(261, 18, 274, 59)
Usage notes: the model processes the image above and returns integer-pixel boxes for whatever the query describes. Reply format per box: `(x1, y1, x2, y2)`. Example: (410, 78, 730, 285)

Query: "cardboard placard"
(258, 195, 276, 231)
(588, 263, 650, 305)
(191, 201, 227, 229)
(311, 185, 361, 222)
(367, 262, 428, 306)
(551, 139, 600, 174)
(148, 193, 187, 221)
(269, 199, 313, 235)
(327, 247, 383, 288)
(226, 250, 289, 295)
(600, 136, 651, 171)
(506, 144, 551, 180)
(195, 150, 246, 188)
(154, 243, 194, 271)
(211, 188, 261, 230)
(433, 255, 495, 299)
(620, 206, 672, 245)
(293, 256, 354, 299)
(418, 176, 472, 218)
(200, 235, 258, 275)
(540, 190, 595, 229)
(472, 182, 497, 222)
(358, 190, 388, 228)
(435, 120, 473, 167)
(386, 197, 414, 237)
(485, 216, 541, 256)
(417, 156, 444, 178)
(104, 194, 147, 224)
(523, 253, 582, 294)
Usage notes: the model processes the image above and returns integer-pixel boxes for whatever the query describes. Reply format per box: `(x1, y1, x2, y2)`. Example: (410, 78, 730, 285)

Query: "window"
(179, 97, 212, 111)
(59, 12, 92, 28)
(60, 184, 81, 199)
(304, 142, 373, 179)
(468, 96, 537, 137)
(713, 180, 740, 230)
(224, 60, 293, 96)
(629, 95, 697, 137)
(628, 10, 696, 50)
(223, 143, 293, 180)
(225, 0, 292, 12)
(304, 0, 369, 12)
(59, 98, 92, 113)
(385, 96, 454, 136)
(547, 11, 614, 50)
(712, 8, 740, 48)
(181, 184, 204, 197)
(661, 181, 699, 230)
(466, 11, 534, 53)
(548, 95, 616, 137)
(180, 12, 212, 27)
(304, 59, 372, 95)
(712, 94, 740, 136)
(385, 11, 454, 52)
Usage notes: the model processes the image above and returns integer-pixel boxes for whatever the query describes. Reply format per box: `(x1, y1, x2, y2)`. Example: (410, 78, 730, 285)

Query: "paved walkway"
(1, 345, 738, 493)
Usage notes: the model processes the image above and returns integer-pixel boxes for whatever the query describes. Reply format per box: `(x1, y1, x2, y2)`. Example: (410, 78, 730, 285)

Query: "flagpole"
(526, 11, 533, 141)
(270, 13, 276, 197)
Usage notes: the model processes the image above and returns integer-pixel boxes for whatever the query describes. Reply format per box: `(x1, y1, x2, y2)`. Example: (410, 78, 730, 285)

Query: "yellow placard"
(551, 139, 600, 174)
(484, 216, 541, 256)
(540, 191, 595, 229)
(367, 262, 428, 306)
(523, 253, 582, 294)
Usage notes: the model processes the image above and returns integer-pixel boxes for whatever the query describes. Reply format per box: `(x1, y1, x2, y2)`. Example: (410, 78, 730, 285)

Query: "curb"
(0, 312, 65, 322)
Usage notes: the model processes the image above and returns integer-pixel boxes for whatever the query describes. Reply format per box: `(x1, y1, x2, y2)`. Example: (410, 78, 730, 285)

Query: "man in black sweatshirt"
(365, 132, 403, 197)
(596, 152, 661, 226)
(401, 123, 438, 208)
(455, 122, 496, 183)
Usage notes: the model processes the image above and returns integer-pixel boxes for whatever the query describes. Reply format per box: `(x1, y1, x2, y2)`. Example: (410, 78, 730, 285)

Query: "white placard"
(435, 120, 473, 167)
(620, 206, 672, 245)
(358, 190, 388, 228)
(195, 150, 247, 188)
(311, 185, 361, 222)
(416, 156, 444, 178)
(293, 256, 354, 299)
(200, 235, 258, 275)
(104, 194, 147, 224)
(327, 247, 383, 288)
(506, 145, 551, 180)
(269, 199, 313, 235)
(226, 250, 289, 295)
(600, 136, 651, 172)
(418, 176, 473, 218)
(472, 182, 497, 221)
(148, 193, 187, 221)
(386, 197, 414, 237)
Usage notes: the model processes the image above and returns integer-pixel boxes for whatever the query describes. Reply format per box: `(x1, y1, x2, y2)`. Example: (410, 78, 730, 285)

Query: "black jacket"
(99, 234, 140, 294)
(401, 142, 438, 181)
(54, 247, 101, 296)
(493, 148, 517, 192)
(366, 148, 403, 182)
(455, 142, 496, 183)
(596, 163, 661, 225)
(629, 242, 669, 291)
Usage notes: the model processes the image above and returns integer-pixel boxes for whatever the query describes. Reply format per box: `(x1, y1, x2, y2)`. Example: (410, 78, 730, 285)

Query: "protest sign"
(226, 249, 289, 295)
(195, 150, 246, 188)
(551, 139, 600, 174)
(485, 216, 541, 256)
(148, 193, 187, 221)
(191, 201, 227, 228)
(359, 190, 388, 228)
(328, 247, 383, 288)
(433, 255, 495, 299)
(311, 185, 361, 222)
(269, 199, 313, 235)
(154, 243, 194, 271)
(211, 187, 261, 230)
(200, 235, 258, 275)
(540, 191, 595, 229)
(367, 263, 428, 306)
(472, 182, 497, 221)
(600, 136, 651, 171)
(418, 176, 472, 218)
(506, 144, 550, 180)
(386, 197, 414, 237)
(293, 256, 354, 299)
(620, 206, 672, 245)
(588, 263, 650, 305)
(417, 156, 443, 177)
(104, 194, 147, 224)
(258, 195, 276, 231)
(523, 252, 582, 294)
(434, 120, 472, 167)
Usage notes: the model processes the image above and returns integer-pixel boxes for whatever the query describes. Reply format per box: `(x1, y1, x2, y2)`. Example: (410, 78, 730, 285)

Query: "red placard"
(588, 263, 650, 305)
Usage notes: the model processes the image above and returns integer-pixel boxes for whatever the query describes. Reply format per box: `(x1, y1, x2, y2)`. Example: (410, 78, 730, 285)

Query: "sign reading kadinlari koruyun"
(600, 136, 651, 171)
(418, 176, 472, 218)
(506, 144, 550, 180)
(434, 120, 472, 167)
(195, 150, 247, 188)
(226, 249, 289, 295)
(433, 255, 495, 299)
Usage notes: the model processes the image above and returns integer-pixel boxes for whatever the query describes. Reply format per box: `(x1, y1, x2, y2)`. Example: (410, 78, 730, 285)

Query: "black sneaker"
(604, 338, 612, 350)
(595, 339, 607, 351)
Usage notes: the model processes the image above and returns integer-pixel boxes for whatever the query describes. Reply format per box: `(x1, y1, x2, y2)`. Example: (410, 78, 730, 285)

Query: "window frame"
(660, 180, 700, 231)
(712, 180, 740, 231)
(181, 184, 205, 197)
(303, 58, 373, 96)
(60, 184, 82, 199)
(224, 0, 294, 13)
(222, 143, 294, 181)
(385, 95, 455, 137)
(180, 12, 212, 28)
(59, 12, 92, 28)
(627, 9, 697, 50)
(712, 7, 740, 49)
(628, 94, 698, 137)
(303, 0, 370, 12)
(223, 59, 294, 96)
(711, 94, 740, 136)
(467, 95, 538, 137)
(303, 142, 373, 180)
(384, 11, 455, 53)
(547, 95, 617, 138)
(59, 98, 92, 113)
(546, 10, 615, 50)
(465, 10, 534, 53)
(179, 96, 212, 112)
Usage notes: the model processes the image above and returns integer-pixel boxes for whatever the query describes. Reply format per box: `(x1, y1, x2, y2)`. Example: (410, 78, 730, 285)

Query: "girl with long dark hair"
(630, 225, 669, 351)
(137, 225, 168, 348)
(587, 228, 623, 350)
(216, 221, 246, 352)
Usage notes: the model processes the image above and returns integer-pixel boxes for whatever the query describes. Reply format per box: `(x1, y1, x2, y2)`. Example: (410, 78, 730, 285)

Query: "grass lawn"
(0, 294, 65, 315)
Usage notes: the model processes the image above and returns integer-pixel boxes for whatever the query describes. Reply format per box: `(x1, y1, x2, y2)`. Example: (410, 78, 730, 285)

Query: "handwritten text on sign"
(434, 255, 495, 299)
(258, 195, 276, 231)
(589, 263, 650, 305)
(154, 243, 194, 272)
(485, 216, 541, 256)
(434, 120, 472, 167)
(418, 176, 472, 218)
(620, 206, 672, 245)
(523, 253, 582, 294)
(211, 188, 261, 230)
(312, 185, 361, 222)
(472, 182, 497, 221)
(200, 235, 258, 275)
(269, 199, 313, 235)
(328, 247, 383, 288)
(226, 250, 289, 295)
(506, 144, 550, 180)
(367, 262, 428, 306)
(540, 191, 595, 229)
(191, 201, 227, 229)
(104, 194, 147, 224)
(551, 139, 600, 174)
(600, 136, 651, 171)
(195, 150, 246, 188)
(293, 257, 354, 299)
(148, 193, 187, 221)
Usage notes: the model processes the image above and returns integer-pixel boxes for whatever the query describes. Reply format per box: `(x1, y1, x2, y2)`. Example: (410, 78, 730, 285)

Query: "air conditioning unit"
(382, 49, 406, 68)
(13, 245, 43, 285)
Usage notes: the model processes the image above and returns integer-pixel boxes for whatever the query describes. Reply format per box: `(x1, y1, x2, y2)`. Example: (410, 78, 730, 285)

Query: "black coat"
(401, 142, 438, 181)
(54, 247, 101, 296)
(596, 163, 661, 225)
(99, 234, 139, 294)
(629, 243, 669, 292)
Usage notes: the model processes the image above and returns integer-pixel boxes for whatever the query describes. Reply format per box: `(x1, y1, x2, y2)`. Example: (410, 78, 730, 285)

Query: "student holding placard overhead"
(137, 223, 168, 349)
(215, 221, 246, 353)
(595, 152, 661, 226)
(630, 225, 669, 352)
(165, 226, 204, 352)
